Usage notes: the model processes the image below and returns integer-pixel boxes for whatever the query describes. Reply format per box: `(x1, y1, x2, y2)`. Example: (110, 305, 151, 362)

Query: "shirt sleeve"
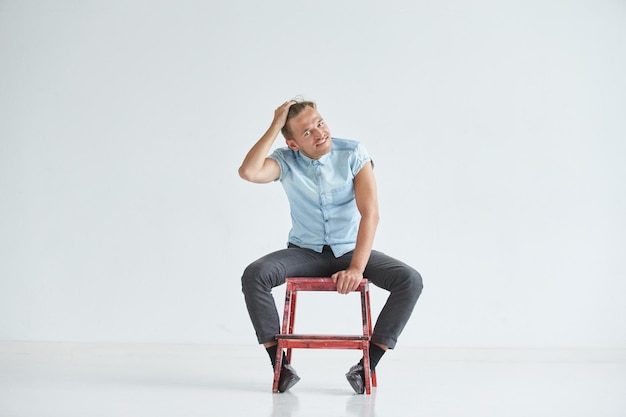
(268, 148, 288, 181)
(351, 142, 373, 177)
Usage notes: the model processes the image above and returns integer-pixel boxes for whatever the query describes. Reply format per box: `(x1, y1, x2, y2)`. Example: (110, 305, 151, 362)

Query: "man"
(239, 99, 423, 394)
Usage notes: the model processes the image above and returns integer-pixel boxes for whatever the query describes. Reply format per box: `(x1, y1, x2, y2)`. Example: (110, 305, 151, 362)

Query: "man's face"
(285, 106, 332, 160)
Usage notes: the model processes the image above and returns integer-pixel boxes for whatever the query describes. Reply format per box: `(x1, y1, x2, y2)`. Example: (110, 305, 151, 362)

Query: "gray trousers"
(241, 244, 423, 349)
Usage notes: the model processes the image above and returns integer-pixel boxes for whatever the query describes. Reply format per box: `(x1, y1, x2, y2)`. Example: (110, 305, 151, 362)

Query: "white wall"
(1, 0, 625, 348)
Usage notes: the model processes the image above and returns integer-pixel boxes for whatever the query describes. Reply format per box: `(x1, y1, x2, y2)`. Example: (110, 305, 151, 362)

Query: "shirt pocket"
(329, 182, 354, 206)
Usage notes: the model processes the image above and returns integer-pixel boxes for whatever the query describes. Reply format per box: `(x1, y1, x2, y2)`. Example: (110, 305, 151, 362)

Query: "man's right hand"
(272, 100, 295, 130)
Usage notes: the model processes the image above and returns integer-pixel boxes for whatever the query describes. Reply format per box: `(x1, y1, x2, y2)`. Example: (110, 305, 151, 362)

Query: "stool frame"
(272, 277, 377, 394)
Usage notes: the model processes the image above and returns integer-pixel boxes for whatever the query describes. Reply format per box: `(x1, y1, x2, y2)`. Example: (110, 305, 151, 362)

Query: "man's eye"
(318, 121, 324, 127)
(303, 131, 310, 137)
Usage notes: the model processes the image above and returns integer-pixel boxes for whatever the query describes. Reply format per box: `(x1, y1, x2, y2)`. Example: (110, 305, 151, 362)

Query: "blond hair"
(281, 100, 317, 139)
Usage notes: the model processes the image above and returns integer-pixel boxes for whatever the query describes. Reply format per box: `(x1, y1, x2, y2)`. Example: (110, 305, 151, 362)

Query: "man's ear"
(286, 139, 299, 151)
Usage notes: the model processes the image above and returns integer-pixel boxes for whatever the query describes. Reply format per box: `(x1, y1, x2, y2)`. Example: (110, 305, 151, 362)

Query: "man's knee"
(241, 262, 262, 293)
(241, 260, 282, 293)
(413, 269, 424, 295)
(403, 267, 423, 302)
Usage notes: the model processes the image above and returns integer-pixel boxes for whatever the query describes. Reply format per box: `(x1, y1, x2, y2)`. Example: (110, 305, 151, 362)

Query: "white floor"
(1, 343, 625, 417)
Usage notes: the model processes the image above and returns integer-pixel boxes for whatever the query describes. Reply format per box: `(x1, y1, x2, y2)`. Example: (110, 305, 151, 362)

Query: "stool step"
(277, 334, 371, 349)
(277, 339, 371, 350)
(277, 334, 369, 340)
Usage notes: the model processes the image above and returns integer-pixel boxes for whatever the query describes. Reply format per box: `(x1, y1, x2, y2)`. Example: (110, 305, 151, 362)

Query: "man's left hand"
(331, 269, 363, 294)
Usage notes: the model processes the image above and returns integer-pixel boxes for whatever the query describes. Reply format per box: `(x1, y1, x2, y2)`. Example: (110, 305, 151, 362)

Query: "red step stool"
(272, 277, 378, 394)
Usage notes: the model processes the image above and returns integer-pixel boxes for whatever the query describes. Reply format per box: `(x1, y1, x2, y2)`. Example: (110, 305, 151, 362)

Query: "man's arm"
(332, 161, 380, 294)
(238, 101, 293, 183)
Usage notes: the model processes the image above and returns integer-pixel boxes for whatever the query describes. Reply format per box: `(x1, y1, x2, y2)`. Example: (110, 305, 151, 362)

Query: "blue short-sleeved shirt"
(269, 138, 372, 257)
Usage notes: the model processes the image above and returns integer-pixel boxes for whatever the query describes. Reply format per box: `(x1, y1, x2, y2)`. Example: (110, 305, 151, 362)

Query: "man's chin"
(317, 138, 332, 152)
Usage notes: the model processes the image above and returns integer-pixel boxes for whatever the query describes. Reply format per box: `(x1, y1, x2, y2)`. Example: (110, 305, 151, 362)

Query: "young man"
(239, 99, 423, 394)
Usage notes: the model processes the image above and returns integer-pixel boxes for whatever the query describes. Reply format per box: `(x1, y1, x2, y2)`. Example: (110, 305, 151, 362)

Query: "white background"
(1, 0, 624, 348)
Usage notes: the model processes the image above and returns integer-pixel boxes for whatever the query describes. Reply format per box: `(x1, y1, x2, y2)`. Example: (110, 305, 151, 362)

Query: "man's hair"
(281, 100, 317, 139)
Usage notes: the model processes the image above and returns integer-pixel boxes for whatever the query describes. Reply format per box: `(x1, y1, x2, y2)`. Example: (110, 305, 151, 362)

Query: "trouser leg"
(241, 246, 336, 345)
(362, 250, 423, 349)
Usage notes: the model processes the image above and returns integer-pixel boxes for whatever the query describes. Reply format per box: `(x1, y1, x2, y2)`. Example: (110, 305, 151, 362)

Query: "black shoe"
(278, 364, 301, 392)
(345, 363, 365, 394)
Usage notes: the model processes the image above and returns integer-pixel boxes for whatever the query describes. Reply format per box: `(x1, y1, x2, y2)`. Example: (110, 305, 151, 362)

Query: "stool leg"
(286, 291, 297, 363)
(275, 283, 295, 393)
(359, 285, 371, 394)
(363, 343, 372, 395)
(363, 283, 376, 390)
(272, 341, 284, 393)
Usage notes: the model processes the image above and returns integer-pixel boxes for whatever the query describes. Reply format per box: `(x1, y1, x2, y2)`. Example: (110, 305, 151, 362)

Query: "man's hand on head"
(272, 100, 296, 129)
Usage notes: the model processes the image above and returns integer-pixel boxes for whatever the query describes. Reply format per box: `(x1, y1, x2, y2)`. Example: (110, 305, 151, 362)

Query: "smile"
(315, 137, 327, 147)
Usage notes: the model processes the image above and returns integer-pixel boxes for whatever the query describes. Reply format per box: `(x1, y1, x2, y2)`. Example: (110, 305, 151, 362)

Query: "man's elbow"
(238, 166, 249, 181)
(363, 210, 380, 225)
(238, 165, 257, 182)
(239, 166, 273, 183)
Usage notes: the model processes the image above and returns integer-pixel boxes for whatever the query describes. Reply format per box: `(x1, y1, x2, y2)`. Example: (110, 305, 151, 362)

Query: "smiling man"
(239, 99, 423, 394)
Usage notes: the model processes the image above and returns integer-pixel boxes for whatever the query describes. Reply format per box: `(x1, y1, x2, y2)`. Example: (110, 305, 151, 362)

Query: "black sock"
(360, 344, 386, 371)
(266, 345, 289, 369)
(369, 344, 386, 370)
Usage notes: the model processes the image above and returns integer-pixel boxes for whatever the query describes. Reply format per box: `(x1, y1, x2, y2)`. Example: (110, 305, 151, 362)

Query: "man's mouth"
(315, 137, 327, 147)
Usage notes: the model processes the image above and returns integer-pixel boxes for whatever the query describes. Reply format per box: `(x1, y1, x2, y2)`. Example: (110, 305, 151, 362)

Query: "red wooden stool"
(272, 277, 378, 394)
